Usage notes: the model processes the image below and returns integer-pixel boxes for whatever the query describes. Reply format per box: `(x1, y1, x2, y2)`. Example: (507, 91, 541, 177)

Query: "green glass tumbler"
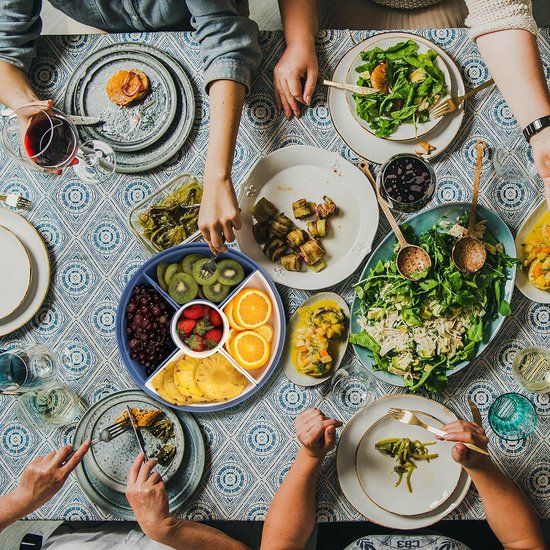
(488, 393, 537, 441)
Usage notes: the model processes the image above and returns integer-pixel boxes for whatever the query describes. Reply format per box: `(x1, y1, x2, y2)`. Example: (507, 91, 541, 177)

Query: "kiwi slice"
(181, 253, 206, 275)
(156, 262, 169, 291)
(192, 258, 220, 286)
(164, 263, 181, 287)
(197, 286, 206, 300)
(168, 273, 199, 305)
(202, 281, 230, 303)
(216, 259, 245, 287)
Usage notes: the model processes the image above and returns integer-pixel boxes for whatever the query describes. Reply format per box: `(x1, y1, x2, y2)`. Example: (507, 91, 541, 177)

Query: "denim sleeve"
(186, 0, 262, 94)
(0, 0, 42, 72)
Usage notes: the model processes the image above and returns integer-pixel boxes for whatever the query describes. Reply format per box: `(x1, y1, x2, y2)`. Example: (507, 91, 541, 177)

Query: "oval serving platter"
(283, 292, 350, 387)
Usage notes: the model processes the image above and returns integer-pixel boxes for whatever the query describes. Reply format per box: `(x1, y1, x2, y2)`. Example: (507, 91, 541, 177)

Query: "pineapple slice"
(175, 357, 205, 400)
(153, 366, 186, 406)
(195, 354, 246, 401)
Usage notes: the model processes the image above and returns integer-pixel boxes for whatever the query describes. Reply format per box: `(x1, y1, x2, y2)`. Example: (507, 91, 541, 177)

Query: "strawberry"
(205, 328, 223, 349)
(202, 305, 211, 316)
(209, 309, 223, 328)
(183, 304, 203, 319)
(193, 317, 213, 336)
(177, 318, 196, 336)
(185, 334, 206, 352)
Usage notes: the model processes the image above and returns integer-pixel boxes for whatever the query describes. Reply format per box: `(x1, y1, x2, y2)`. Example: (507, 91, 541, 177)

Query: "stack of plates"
(0, 209, 50, 336)
(73, 390, 205, 519)
(63, 43, 195, 174)
(337, 394, 471, 529)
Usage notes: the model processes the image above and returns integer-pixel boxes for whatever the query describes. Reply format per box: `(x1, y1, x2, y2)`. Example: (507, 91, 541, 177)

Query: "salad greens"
(354, 40, 447, 138)
(350, 215, 516, 393)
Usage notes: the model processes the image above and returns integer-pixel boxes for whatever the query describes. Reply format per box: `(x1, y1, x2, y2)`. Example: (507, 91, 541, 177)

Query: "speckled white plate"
(79, 392, 184, 493)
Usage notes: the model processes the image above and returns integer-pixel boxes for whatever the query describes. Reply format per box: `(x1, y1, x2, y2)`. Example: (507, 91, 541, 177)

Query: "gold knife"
(468, 399, 483, 427)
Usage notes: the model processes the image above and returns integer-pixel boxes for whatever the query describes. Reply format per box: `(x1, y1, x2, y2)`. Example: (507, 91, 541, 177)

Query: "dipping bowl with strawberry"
(171, 300, 229, 358)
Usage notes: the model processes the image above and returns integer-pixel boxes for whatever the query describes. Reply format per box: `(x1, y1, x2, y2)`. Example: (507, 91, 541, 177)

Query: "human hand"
(274, 40, 318, 119)
(530, 127, 550, 209)
(126, 453, 172, 539)
(295, 408, 343, 460)
(13, 441, 91, 515)
(198, 176, 241, 254)
(437, 420, 490, 469)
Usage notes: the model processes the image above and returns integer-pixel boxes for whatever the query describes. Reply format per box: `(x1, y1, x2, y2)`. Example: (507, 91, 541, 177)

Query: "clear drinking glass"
(492, 133, 537, 183)
(16, 383, 81, 429)
(330, 363, 377, 413)
(0, 345, 57, 392)
(488, 393, 537, 441)
(57, 340, 91, 380)
(2, 104, 116, 184)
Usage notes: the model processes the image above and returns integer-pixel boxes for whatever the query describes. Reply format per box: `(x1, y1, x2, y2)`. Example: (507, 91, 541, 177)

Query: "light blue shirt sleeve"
(186, 0, 262, 94)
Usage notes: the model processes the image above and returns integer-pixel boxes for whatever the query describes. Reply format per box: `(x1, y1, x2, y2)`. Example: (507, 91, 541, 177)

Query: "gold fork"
(429, 78, 495, 119)
(387, 407, 489, 456)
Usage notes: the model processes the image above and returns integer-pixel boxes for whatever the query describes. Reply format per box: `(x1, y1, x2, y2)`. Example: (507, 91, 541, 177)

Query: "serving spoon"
(358, 160, 431, 280)
(452, 139, 487, 273)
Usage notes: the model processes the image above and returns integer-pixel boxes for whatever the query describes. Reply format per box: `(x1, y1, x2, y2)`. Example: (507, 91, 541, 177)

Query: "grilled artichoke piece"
(287, 228, 307, 249)
(252, 222, 270, 244)
(264, 238, 287, 262)
(317, 196, 338, 219)
(306, 219, 327, 238)
(270, 213, 295, 237)
(281, 253, 303, 272)
(252, 197, 278, 223)
(292, 198, 315, 219)
(300, 239, 325, 265)
(308, 258, 327, 273)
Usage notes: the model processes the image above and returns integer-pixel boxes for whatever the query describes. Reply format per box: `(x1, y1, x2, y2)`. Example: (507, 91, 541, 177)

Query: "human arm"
(261, 409, 343, 550)
(126, 453, 251, 550)
(274, 0, 318, 119)
(441, 420, 546, 550)
(0, 441, 91, 533)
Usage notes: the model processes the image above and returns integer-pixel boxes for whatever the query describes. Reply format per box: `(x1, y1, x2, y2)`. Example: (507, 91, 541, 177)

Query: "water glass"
(330, 363, 376, 413)
(492, 133, 537, 183)
(488, 393, 537, 441)
(0, 345, 57, 392)
(16, 383, 81, 429)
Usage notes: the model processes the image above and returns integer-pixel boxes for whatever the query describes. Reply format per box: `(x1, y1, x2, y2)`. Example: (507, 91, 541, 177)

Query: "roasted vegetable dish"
(521, 210, 550, 291)
(137, 179, 202, 251)
(375, 437, 438, 493)
(353, 40, 448, 138)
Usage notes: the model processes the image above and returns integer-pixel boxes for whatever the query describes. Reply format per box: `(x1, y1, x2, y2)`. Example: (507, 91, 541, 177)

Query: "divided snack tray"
(116, 243, 286, 412)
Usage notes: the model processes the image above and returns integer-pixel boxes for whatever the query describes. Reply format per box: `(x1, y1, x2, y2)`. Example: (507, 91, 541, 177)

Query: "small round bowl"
(171, 300, 229, 358)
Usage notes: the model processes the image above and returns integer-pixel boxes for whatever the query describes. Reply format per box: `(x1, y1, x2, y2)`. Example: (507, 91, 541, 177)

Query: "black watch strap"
(523, 115, 550, 142)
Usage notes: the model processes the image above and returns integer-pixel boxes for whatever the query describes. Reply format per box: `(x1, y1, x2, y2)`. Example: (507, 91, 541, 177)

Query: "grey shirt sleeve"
(0, 0, 42, 72)
(186, 0, 262, 94)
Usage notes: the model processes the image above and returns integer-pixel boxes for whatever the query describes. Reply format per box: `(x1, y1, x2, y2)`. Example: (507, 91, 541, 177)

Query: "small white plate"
(329, 32, 465, 164)
(0, 209, 50, 335)
(356, 411, 461, 516)
(283, 292, 349, 387)
(337, 394, 471, 529)
(345, 34, 451, 142)
(515, 199, 550, 303)
(0, 225, 32, 320)
(236, 145, 378, 291)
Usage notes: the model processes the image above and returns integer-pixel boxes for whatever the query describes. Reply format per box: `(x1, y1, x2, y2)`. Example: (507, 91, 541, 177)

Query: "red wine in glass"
(23, 111, 78, 169)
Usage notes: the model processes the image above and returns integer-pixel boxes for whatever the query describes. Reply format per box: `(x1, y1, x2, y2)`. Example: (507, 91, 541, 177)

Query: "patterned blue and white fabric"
(344, 535, 470, 550)
(0, 29, 549, 522)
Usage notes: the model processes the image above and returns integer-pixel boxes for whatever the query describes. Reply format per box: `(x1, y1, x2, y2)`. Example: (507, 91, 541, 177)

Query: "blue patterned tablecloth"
(0, 29, 549, 522)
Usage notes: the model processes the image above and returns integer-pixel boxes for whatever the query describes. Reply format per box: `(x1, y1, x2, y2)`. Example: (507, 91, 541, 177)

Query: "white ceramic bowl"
(171, 300, 229, 358)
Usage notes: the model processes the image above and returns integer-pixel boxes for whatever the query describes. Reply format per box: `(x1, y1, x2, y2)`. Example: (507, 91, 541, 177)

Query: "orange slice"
(233, 289, 272, 330)
(255, 324, 274, 343)
(226, 301, 246, 331)
(225, 327, 239, 352)
(231, 330, 270, 370)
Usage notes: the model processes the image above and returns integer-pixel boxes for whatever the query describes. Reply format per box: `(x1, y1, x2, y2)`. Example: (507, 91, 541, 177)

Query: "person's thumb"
(324, 425, 336, 449)
(303, 66, 318, 106)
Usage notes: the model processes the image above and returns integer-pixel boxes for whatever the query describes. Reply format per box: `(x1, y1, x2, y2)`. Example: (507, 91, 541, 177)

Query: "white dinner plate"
(337, 394, 471, 529)
(515, 198, 550, 303)
(0, 209, 51, 336)
(0, 225, 32, 320)
(282, 292, 349, 387)
(356, 411, 461, 516)
(329, 32, 465, 164)
(236, 145, 379, 290)
(344, 34, 451, 142)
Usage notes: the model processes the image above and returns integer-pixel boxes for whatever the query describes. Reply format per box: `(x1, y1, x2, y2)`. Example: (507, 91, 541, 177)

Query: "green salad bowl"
(350, 202, 517, 388)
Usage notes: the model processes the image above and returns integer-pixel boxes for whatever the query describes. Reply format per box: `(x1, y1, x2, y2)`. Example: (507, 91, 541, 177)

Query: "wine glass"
(330, 363, 376, 414)
(1, 104, 116, 184)
(0, 345, 57, 392)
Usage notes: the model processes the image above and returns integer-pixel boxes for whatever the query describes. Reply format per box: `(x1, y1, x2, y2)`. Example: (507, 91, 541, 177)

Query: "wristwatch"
(522, 115, 550, 142)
